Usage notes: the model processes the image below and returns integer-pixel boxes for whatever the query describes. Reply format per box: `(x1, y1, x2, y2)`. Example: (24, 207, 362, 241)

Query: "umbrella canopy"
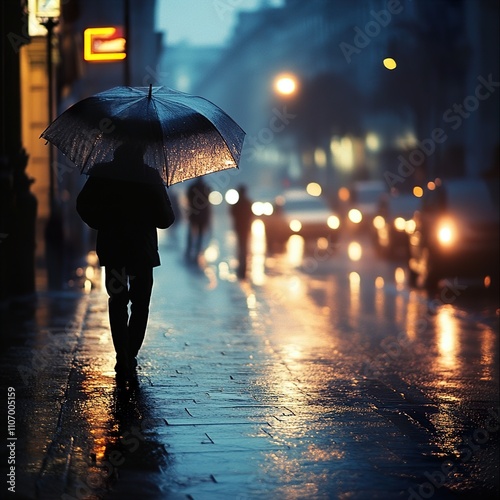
(40, 85, 245, 186)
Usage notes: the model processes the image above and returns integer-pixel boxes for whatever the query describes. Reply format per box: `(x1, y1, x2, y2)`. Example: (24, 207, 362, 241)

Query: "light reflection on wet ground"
(225, 214, 499, 496)
(68, 355, 170, 498)
(24, 209, 497, 498)
(72, 215, 496, 497)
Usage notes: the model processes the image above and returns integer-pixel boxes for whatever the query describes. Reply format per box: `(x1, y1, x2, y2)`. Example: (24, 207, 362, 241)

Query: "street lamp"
(36, 0, 60, 213)
(273, 73, 299, 97)
(36, 0, 62, 289)
(272, 72, 302, 185)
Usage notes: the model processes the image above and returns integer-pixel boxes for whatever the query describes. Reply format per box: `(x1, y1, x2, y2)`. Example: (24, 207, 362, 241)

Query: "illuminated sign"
(36, 0, 60, 19)
(84, 27, 126, 61)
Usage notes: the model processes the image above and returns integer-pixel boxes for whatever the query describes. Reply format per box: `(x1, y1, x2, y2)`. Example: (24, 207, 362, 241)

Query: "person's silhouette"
(230, 185, 253, 279)
(185, 177, 212, 262)
(77, 143, 175, 379)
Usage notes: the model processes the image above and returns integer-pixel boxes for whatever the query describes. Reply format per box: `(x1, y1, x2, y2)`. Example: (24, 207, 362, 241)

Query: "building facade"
(1, 0, 162, 297)
(189, 0, 499, 196)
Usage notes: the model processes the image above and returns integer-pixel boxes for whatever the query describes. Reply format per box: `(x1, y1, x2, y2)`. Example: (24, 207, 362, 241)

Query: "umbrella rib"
(179, 95, 245, 161)
(147, 97, 170, 185)
(154, 97, 244, 162)
(153, 99, 240, 185)
(81, 96, 158, 171)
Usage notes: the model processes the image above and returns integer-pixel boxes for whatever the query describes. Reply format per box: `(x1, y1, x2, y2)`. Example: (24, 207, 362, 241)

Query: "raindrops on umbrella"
(40, 85, 246, 186)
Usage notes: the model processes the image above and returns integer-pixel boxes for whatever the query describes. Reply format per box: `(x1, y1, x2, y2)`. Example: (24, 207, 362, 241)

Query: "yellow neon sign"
(84, 27, 126, 61)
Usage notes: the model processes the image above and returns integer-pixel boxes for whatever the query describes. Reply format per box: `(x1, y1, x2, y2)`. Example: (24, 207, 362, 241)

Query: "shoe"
(114, 362, 131, 375)
(114, 358, 135, 375)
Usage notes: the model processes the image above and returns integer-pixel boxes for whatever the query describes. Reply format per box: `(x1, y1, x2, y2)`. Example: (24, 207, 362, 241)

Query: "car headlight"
(252, 201, 274, 216)
(348, 208, 362, 224)
(405, 219, 416, 234)
(393, 217, 407, 232)
(263, 202, 274, 215)
(327, 215, 340, 229)
(289, 219, 302, 232)
(436, 219, 457, 246)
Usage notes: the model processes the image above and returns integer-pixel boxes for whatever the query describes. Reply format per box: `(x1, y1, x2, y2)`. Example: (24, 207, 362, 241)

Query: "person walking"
(76, 143, 175, 379)
(230, 184, 253, 279)
(185, 177, 212, 262)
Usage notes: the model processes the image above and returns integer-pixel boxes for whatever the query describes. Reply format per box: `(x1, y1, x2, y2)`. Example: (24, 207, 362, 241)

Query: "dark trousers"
(236, 232, 249, 279)
(105, 266, 153, 365)
(186, 222, 208, 261)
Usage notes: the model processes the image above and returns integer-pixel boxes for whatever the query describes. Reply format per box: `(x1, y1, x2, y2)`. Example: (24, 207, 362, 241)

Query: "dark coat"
(230, 194, 253, 237)
(76, 166, 175, 270)
(186, 179, 211, 227)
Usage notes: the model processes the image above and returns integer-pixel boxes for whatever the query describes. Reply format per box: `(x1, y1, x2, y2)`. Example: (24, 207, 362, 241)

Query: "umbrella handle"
(148, 84, 152, 99)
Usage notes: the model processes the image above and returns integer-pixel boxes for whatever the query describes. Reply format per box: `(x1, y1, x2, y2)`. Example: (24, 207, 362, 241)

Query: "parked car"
(346, 179, 387, 234)
(373, 191, 421, 258)
(258, 189, 341, 252)
(407, 177, 499, 290)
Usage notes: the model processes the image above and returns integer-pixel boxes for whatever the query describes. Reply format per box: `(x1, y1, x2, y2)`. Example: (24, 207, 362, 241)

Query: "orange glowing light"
(338, 187, 350, 202)
(274, 74, 298, 95)
(84, 27, 126, 61)
(413, 186, 424, 197)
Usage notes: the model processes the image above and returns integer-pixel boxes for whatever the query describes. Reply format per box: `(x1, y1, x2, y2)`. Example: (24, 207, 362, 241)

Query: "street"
(2, 203, 498, 499)
(147, 204, 499, 498)
(2, 1, 499, 499)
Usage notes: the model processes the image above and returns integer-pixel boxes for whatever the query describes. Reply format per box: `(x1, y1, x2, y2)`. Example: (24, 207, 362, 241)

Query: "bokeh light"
(209, 190, 223, 205)
(413, 186, 424, 197)
(338, 187, 350, 202)
(225, 188, 239, 204)
(348, 208, 363, 224)
(252, 201, 273, 216)
(306, 182, 322, 196)
(383, 57, 397, 70)
(274, 74, 298, 95)
(347, 242, 362, 261)
(327, 215, 340, 229)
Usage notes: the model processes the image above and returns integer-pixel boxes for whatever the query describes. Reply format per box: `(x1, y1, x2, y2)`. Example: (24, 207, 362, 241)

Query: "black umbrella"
(40, 85, 245, 186)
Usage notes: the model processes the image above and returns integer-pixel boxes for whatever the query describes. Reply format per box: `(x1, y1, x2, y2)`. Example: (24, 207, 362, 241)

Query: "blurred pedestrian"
(185, 177, 212, 262)
(230, 184, 253, 279)
(76, 143, 175, 380)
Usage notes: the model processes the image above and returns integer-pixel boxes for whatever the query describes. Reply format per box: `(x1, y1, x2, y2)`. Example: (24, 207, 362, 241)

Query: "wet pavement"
(1, 206, 499, 499)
